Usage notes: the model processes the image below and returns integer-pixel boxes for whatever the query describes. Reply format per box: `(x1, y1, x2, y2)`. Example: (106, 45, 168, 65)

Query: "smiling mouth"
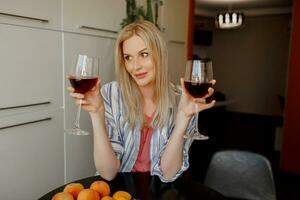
(134, 72, 147, 79)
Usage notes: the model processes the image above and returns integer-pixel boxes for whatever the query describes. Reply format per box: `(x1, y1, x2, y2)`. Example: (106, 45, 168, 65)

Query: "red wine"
(184, 81, 212, 98)
(69, 76, 98, 94)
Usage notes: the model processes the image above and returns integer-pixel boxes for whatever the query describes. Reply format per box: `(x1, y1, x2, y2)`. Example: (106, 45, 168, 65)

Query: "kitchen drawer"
(0, 109, 64, 200)
(0, 24, 63, 116)
(0, 0, 61, 30)
(62, 0, 125, 37)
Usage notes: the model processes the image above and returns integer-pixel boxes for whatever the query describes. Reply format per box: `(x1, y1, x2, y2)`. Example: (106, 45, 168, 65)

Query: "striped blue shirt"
(100, 81, 195, 182)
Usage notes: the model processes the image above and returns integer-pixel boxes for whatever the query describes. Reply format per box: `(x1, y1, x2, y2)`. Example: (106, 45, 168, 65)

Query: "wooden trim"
(281, 0, 300, 175)
(187, 0, 195, 60)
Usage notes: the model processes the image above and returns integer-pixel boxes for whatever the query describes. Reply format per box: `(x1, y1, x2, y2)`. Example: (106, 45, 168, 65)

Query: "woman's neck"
(139, 84, 155, 102)
(139, 84, 156, 116)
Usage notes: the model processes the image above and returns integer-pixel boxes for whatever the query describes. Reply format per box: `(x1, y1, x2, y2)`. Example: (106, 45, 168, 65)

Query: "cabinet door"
(62, 0, 126, 37)
(167, 42, 186, 85)
(64, 33, 115, 182)
(0, 109, 64, 200)
(0, 0, 61, 30)
(0, 24, 63, 116)
(163, 0, 188, 43)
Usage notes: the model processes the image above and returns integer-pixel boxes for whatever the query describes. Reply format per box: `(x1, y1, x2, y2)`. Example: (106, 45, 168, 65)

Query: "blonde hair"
(115, 20, 174, 128)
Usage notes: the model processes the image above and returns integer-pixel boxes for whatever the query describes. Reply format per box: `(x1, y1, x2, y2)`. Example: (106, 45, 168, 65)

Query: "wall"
(194, 15, 291, 116)
(281, 0, 300, 175)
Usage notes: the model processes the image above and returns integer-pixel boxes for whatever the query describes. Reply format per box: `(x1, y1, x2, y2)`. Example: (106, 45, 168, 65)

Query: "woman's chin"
(135, 79, 155, 88)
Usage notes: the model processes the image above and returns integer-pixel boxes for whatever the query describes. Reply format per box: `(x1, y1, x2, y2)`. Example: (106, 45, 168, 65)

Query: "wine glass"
(183, 59, 213, 140)
(65, 54, 99, 135)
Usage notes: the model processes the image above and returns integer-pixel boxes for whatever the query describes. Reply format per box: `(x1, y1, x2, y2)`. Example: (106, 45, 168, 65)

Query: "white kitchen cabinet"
(0, 23, 63, 117)
(0, 109, 64, 200)
(167, 42, 186, 85)
(162, 0, 188, 43)
(0, 0, 61, 30)
(0, 23, 64, 200)
(63, 32, 116, 182)
(62, 0, 126, 37)
(162, 0, 189, 85)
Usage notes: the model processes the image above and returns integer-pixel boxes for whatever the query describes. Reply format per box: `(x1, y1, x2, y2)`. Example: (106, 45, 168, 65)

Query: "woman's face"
(122, 35, 155, 88)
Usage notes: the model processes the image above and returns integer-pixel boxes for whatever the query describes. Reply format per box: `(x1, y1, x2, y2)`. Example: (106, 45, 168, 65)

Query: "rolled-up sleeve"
(101, 83, 124, 160)
(151, 116, 196, 182)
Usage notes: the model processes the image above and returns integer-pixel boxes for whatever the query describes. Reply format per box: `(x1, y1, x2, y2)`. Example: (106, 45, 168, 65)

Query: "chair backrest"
(204, 150, 276, 200)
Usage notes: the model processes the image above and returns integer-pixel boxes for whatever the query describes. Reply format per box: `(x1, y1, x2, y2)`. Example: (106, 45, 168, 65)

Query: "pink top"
(132, 115, 154, 172)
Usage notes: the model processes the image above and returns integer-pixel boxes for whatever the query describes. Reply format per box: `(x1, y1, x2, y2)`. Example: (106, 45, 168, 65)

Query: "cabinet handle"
(169, 40, 185, 45)
(0, 117, 52, 130)
(0, 101, 51, 111)
(0, 12, 49, 23)
(79, 25, 118, 34)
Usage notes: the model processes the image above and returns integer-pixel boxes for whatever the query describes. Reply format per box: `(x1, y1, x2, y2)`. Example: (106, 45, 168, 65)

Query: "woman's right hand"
(178, 78, 216, 118)
(67, 79, 104, 114)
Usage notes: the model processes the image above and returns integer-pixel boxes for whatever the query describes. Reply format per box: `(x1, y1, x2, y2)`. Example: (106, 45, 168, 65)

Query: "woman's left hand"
(178, 78, 216, 118)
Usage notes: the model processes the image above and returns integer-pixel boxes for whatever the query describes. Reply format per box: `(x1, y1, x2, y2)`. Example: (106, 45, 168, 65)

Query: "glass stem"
(195, 103, 199, 133)
(74, 99, 82, 129)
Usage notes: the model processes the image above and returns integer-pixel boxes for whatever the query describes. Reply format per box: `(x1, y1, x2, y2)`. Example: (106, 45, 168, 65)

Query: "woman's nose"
(133, 59, 142, 71)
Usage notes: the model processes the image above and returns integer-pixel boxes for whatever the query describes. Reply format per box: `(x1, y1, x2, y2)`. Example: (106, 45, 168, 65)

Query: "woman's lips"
(134, 72, 147, 79)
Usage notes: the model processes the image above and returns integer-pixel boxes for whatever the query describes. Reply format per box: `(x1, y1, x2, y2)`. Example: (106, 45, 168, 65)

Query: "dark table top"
(39, 172, 227, 200)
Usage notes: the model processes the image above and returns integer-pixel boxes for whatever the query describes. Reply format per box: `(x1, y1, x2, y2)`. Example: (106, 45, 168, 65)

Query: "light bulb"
(225, 13, 230, 23)
(232, 13, 237, 24)
(238, 14, 243, 24)
(219, 14, 223, 25)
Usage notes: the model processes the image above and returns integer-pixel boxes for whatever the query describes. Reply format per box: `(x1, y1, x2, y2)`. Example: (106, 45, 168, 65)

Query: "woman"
(68, 20, 215, 182)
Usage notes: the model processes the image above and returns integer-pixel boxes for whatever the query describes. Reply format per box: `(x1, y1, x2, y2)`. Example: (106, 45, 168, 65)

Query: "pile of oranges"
(51, 180, 132, 200)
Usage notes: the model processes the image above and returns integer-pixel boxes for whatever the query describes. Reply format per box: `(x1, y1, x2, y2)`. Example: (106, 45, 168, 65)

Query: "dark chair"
(204, 150, 276, 200)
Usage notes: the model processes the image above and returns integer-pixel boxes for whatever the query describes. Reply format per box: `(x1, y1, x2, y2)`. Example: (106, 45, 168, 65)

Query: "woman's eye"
(141, 52, 149, 58)
(124, 55, 132, 61)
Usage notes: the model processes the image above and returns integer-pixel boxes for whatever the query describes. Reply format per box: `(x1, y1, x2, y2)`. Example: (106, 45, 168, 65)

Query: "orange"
(101, 196, 114, 200)
(63, 183, 84, 198)
(77, 189, 100, 200)
(113, 197, 128, 200)
(51, 192, 74, 200)
(112, 191, 132, 200)
(90, 180, 111, 197)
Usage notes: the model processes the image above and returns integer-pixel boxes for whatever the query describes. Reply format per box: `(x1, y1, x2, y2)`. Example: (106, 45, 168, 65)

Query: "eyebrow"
(123, 48, 148, 56)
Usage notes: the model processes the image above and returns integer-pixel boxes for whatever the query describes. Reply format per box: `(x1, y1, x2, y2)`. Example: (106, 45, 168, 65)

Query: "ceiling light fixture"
(216, 12, 244, 29)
